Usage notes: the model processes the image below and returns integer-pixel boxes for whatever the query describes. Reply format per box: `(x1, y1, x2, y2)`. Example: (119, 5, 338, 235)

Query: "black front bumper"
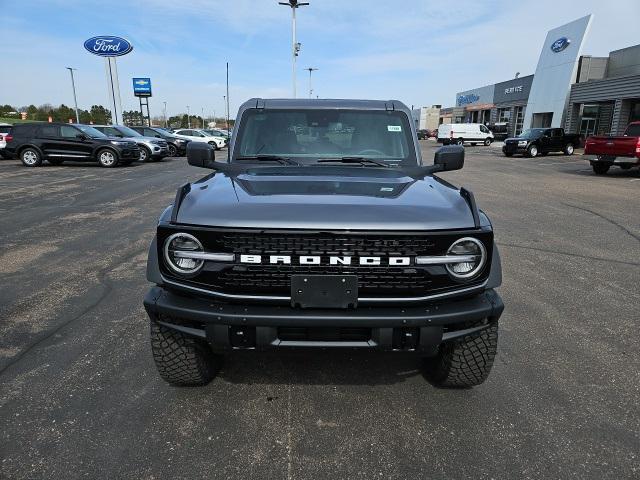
(502, 144, 527, 155)
(144, 287, 504, 353)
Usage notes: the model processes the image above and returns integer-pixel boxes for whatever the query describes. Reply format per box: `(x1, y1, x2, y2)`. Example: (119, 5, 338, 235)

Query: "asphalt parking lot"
(1, 142, 638, 479)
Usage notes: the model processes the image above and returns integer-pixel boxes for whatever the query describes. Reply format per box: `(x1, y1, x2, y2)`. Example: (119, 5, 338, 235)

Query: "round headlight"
(164, 232, 204, 275)
(445, 237, 486, 279)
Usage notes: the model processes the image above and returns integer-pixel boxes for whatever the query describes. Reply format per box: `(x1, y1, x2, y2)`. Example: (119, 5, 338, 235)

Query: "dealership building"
(411, 105, 442, 131)
(445, 15, 640, 137)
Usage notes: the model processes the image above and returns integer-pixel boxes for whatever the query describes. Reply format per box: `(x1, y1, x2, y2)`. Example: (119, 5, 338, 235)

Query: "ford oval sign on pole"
(84, 36, 133, 125)
(84, 36, 133, 57)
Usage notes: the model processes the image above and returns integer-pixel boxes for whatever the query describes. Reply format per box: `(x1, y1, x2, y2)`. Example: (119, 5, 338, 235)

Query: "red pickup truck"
(584, 122, 640, 174)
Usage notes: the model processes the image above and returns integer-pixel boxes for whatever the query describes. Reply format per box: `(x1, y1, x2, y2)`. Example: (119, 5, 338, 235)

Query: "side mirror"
(187, 141, 216, 168)
(434, 145, 464, 171)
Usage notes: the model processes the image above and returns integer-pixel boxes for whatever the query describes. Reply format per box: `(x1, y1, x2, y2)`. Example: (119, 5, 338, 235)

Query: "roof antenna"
(515, 72, 520, 78)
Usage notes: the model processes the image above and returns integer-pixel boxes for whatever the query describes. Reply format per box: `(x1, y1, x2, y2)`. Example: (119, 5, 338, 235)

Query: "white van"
(437, 123, 494, 146)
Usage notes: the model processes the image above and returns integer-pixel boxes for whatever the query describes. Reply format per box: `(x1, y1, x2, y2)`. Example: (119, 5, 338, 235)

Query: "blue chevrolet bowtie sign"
(133, 77, 152, 97)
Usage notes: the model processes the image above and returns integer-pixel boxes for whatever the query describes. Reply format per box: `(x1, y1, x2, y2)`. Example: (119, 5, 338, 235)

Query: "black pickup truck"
(502, 128, 582, 158)
(143, 99, 504, 388)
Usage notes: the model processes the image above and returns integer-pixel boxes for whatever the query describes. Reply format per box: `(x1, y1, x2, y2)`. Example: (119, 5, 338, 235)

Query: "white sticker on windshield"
(387, 125, 402, 132)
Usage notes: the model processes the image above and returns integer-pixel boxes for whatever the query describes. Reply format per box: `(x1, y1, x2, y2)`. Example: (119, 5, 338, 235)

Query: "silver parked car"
(93, 125, 169, 161)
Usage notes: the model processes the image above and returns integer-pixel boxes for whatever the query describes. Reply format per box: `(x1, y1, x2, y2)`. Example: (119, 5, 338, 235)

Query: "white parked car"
(0, 123, 12, 158)
(173, 129, 226, 149)
(438, 123, 494, 146)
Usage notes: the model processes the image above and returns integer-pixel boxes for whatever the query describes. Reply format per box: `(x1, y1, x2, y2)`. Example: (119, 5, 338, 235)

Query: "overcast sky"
(1, 0, 638, 118)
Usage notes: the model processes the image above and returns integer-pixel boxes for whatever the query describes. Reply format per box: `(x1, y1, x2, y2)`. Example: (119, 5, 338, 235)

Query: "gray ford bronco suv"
(144, 99, 504, 388)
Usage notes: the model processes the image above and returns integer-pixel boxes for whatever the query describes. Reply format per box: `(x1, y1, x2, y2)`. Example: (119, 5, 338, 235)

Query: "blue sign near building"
(132, 78, 152, 97)
(457, 94, 480, 107)
(84, 36, 133, 57)
(550, 37, 571, 53)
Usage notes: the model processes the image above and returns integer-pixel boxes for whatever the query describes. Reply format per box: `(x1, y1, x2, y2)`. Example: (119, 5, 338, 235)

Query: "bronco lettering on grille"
(239, 255, 413, 266)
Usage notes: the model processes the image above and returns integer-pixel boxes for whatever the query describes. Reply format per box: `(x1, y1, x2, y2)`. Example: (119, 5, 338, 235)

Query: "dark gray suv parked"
(144, 99, 504, 388)
(93, 125, 169, 162)
(130, 126, 190, 157)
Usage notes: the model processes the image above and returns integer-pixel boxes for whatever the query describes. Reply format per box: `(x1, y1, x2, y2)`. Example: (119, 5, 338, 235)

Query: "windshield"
(116, 126, 142, 137)
(203, 130, 222, 136)
(518, 128, 545, 139)
(76, 125, 107, 138)
(234, 109, 417, 166)
(626, 124, 640, 136)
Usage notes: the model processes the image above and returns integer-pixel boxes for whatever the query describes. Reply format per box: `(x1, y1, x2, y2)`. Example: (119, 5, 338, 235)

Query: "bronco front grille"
(158, 228, 493, 300)
(220, 232, 435, 256)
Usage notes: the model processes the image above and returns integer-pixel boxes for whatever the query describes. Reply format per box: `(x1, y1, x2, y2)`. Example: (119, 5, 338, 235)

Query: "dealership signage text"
(84, 36, 133, 57)
(457, 94, 480, 106)
(504, 85, 524, 95)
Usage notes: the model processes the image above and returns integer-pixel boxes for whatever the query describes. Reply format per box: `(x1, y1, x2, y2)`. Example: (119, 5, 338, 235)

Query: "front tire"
(423, 321, 498, 388)
(168, 143, 178, 157)
(208, 141, 219, 150)
(526, 144, 539, 158)
(150, 320, 221, 386)
(97, 148, 119, 168)
(563, 143, 575, 155)
(139, 146, 152, 162)
(484, 137, 492, 146)
(21, 148, 42, 167)
(455, 138, 464, 146)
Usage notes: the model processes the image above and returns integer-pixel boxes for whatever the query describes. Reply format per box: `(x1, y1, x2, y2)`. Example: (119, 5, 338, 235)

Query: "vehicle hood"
(504, 136, 530, 142)
(102, 136, 137, 145)
(130, 135, 166, 143)
(175, 167, 477, 230)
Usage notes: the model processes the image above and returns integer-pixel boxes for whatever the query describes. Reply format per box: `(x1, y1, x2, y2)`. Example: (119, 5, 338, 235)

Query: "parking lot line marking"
(537, 160, 587, 166)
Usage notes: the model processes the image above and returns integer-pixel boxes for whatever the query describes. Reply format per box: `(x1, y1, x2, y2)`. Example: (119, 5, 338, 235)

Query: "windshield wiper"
(235, 155, 300, 165)
(316, 156, 390, 167)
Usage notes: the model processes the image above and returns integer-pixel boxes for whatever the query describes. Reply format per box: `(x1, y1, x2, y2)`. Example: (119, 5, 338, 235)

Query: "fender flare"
(146, 235, 163, 284)
(93, 145, 120, 160)
(486, 241, 502, 289)
(17, 144, 45, 158)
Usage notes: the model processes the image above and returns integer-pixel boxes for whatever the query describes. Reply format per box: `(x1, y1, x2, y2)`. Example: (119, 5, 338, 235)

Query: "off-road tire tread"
(424, 321, 498, 388)
(150, 320, 219, 386)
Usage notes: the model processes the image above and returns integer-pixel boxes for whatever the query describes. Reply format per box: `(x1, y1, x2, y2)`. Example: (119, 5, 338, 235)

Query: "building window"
(514, 106, 524, 136)
(497, 108, 511, 123)
(629, 101, 640, 124)
(579, 104, 599, 137)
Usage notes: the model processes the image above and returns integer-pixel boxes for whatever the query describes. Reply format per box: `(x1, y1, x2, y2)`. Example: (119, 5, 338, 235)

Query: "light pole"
(223, 95, 228, 130)
(163, 101, 167, 128)
(66, 67, 80, 123)
(279, 1, 309, 98)
(306, 67, 318, 98)
(186, 105, 190, 128)
(201, 107, 205, 129)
